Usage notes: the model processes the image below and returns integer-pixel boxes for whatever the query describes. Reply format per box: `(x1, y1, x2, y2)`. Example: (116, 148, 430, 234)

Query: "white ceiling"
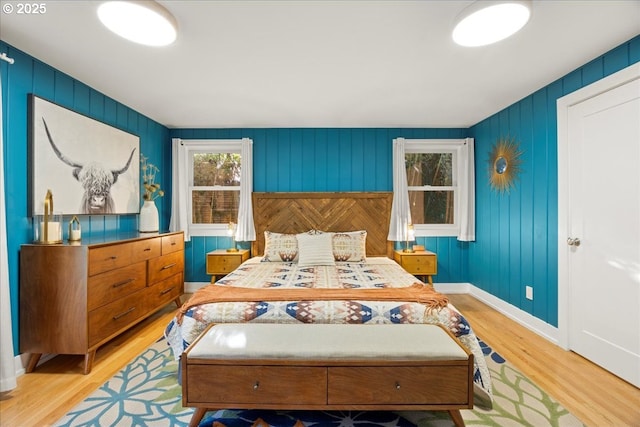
(1, 1, 639, 129)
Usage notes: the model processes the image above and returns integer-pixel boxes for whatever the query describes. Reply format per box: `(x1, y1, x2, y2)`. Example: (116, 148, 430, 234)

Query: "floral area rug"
(55, 337, 583, 427)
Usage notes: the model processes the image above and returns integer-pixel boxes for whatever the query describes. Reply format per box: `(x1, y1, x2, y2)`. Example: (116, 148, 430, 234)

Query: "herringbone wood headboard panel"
(251, 192, 393, 258)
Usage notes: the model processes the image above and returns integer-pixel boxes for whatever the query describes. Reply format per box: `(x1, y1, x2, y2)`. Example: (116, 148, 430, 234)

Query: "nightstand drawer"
(394, 250, 437, 285)
(206, 249, 250, 280)
(402, 256, 436, 273)
(208, 255, 243, 274)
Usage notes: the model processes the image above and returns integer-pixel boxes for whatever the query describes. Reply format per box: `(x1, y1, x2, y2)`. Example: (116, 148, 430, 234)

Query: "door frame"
(557, 62, 640, 350)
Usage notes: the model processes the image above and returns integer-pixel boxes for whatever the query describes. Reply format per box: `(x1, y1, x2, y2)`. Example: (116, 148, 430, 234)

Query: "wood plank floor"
(1, 294, 639, 426)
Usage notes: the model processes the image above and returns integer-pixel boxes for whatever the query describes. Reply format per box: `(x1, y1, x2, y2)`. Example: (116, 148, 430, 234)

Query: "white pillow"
(297, 233, 336, 267)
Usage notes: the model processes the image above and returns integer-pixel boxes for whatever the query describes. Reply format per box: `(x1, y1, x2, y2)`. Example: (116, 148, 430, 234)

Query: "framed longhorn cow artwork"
(28, 95, 140, 216)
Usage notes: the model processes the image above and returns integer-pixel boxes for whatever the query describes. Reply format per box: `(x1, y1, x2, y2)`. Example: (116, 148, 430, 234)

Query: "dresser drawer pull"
(253, 381, 260, 390)
(113, 307, 136, 320)
(171, 242, 176, 246)
(109, 256, 117, 260)
(161, 263, 177, 270)
(160, 286, 175, 295)
(112, 278, 134, 288)
(144, 247, 152, 252)
(395, 381, 401, 390)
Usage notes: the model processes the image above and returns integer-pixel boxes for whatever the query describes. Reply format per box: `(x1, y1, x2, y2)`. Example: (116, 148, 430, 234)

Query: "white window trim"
(404, 139, 470, 238)
(183, 139, 243, 237)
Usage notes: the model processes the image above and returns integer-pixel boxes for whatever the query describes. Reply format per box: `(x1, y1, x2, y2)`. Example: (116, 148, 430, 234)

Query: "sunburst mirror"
(488, 137, 523, 193)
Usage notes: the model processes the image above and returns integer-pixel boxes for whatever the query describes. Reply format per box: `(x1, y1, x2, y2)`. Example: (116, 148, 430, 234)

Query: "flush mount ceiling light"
(452, 0, 532, 47)
(97, 1, 177, 47)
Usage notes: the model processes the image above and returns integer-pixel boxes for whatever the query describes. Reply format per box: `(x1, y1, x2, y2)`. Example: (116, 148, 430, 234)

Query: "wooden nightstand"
(394, 249, 437, 286)
(206, 249, 250, 283)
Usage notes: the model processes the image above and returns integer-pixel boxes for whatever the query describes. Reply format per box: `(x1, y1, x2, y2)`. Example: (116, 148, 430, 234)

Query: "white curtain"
(0, 66, 17, 392)
(235, 138, 256, 242)
(458, 137, 475, 242)
(387, 138, 411, 241)
(169, 138, 190, 241)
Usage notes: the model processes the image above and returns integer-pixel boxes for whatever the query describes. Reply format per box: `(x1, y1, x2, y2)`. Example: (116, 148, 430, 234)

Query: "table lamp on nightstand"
(403, 223, 415, 253)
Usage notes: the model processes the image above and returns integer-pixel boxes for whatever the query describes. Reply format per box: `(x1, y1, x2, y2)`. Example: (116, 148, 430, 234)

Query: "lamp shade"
(98, 1, 177, 46)
(452, 0, 532, 47)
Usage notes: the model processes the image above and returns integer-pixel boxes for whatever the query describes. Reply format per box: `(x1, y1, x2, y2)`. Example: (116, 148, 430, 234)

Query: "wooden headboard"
(251, 192, 393, 258)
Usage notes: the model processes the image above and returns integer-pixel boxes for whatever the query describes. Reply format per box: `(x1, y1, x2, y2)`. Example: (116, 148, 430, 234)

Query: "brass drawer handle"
(113, 307, 135, 320)
(112, 278, 134, 288)
(160, 286, 175, 295)
(161, 263, 176, 270)
(395, 381, 401, 390)
(253, 381, 260, 390)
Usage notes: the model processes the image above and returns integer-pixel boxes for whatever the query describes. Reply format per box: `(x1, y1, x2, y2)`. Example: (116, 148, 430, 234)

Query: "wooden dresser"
(20, 231, 184, 374)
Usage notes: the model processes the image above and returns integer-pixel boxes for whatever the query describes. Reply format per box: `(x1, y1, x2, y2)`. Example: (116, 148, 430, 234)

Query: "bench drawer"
(328, 366, 470, 405)
(185, 365, 326, 405)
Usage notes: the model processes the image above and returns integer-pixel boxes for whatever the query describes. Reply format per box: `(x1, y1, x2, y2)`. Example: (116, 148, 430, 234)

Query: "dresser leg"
(449, 409, 465, 427)
(83, 351, 96, 375)
(25, 353, 42, 373)
(174, 296, 182, 308)
(189, 407, 209, 427)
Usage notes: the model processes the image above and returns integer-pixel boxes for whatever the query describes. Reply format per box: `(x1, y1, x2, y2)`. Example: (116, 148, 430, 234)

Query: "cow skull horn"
(112, 148, 137, 184)
(42, 118, 83, 169)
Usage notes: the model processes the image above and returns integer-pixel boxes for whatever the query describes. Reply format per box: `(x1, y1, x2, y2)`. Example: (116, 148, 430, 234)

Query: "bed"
(164, 192, 493, 408)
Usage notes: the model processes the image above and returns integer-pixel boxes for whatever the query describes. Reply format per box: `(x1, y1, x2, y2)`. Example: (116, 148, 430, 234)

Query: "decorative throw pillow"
(262, 231, 299, 262)
(297, 232, 336, 266)
(331, 230, 367, 262)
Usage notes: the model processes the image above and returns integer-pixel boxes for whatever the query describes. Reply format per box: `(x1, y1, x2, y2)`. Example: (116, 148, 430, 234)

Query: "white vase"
(139, 200, 159, 233)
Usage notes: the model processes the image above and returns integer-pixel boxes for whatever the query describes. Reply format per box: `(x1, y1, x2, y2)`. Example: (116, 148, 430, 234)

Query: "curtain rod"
(0, 52, 14, 64)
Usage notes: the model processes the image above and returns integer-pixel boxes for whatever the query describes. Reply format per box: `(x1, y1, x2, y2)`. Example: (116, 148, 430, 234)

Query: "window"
(184, 140, 243, 236)
(403, 139, 474, 238)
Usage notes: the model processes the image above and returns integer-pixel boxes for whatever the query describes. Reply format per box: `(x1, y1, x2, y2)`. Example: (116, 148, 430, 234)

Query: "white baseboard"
(185, 281, 208, 293)
(438, 282, 560, 345)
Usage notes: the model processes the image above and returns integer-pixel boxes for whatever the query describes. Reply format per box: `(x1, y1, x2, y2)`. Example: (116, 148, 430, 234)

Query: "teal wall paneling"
(1, 42, 170, 355)
(468, 35, 640, 326)
(170, 127, 469, 283)
(3, 35, 638, 357)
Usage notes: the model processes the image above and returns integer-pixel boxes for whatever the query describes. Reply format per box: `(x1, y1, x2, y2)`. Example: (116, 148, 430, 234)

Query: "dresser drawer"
(89, 243, 135, 276)
(147, 273, 183, 309)
(185, 365, 326, 405)
(88, 261, 147, 310)
(130, 237, 161, 263)
(148, 251, 184, 284)
(162, 234, 184, 254)
(88, 288, 147, 346)
(327, 366, 469, 405)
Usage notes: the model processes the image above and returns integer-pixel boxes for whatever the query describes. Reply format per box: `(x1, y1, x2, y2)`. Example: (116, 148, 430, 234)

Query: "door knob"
(567, 237, 581, 247)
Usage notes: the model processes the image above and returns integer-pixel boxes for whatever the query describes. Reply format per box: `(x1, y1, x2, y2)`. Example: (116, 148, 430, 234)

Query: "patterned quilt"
(164, 257, 493, 408)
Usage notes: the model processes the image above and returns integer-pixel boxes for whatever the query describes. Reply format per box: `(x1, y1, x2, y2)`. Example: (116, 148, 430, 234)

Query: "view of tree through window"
(192, 153, 241, 224)
(406, 153, 454, 224)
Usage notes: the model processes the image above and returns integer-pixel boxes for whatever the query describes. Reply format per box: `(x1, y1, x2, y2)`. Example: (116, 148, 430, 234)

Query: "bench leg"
(449, 410, 465, 427)
(189, 407, 209, 427)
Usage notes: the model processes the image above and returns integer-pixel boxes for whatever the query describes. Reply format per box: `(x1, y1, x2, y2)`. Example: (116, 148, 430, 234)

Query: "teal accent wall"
(170, 128, 469, 284)
(3, 35, 639, 358)
(468, 35, 640, 327)
(1, 42, 171, 355)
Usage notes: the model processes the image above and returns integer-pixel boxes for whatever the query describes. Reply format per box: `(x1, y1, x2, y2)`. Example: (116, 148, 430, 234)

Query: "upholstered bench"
(182, 323, 474, 427)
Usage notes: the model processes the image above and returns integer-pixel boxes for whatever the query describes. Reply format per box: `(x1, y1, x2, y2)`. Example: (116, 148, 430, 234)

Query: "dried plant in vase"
(140, 154, 165, 201)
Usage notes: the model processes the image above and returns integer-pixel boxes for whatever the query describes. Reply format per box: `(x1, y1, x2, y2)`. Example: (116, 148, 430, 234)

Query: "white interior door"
(565, 74, 640, 387)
